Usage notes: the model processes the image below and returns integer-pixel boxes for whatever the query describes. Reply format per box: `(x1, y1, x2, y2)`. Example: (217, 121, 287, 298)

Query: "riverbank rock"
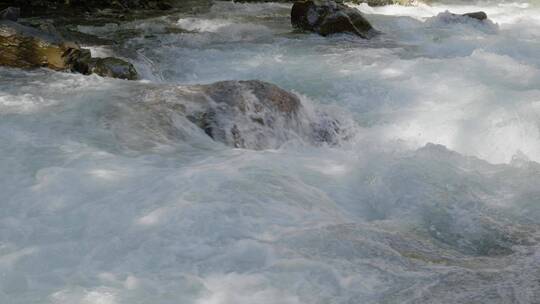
(0, 19, 83, 70)
(0, 20, 138, 79)
(291, 0, 376, 38)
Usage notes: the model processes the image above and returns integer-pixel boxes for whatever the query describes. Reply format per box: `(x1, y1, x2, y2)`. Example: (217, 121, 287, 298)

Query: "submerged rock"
(106, 80, 344, 150)
(189, 80, 329, 149)
(200, 80, 301, 114)
(291, 0, 376, 38)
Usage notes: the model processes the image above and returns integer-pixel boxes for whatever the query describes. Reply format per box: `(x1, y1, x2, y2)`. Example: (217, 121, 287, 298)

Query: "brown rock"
(0, 20, 138, 80)
(0, 20, 81, 70)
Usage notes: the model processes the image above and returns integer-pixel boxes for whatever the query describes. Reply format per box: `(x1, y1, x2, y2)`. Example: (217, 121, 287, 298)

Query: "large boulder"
(105, 80, 344, 150)
(291, 0, 376, 38)
(192, 81, 344, 148)
(190, 80, 308, 149)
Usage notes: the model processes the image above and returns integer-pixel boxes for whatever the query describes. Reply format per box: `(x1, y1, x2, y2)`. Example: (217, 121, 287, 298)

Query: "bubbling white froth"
(102, 0, 540, 163)
(2, 1, 540, 304)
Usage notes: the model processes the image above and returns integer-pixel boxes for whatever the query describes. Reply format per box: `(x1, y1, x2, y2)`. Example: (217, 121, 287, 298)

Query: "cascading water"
(1, 1, 540, 303)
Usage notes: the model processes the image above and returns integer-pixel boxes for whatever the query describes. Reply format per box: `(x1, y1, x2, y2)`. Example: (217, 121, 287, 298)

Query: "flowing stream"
(1, 1, 540, 303)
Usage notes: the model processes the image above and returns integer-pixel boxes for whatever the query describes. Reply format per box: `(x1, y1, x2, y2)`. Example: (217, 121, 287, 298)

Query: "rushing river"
(2, 1, 540, 303)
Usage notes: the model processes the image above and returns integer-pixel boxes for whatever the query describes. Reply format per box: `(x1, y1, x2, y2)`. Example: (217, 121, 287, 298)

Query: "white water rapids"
(1, 1, 540, 303)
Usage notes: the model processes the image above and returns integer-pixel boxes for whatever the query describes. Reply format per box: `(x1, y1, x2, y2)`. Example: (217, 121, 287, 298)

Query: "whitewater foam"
(2, 1, 540, 304)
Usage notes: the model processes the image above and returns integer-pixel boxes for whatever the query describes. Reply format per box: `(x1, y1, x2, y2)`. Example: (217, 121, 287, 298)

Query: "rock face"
(291, 0, 376, 38)
(0, 19, 138, 79)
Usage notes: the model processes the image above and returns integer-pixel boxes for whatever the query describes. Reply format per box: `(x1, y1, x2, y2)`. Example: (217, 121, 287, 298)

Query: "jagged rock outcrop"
(291, 0, 377, 38)
(0, 19, 138, 79)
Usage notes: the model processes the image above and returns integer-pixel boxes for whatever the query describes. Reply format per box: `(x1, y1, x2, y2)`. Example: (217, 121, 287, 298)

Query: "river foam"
(1, 1, 540, 304)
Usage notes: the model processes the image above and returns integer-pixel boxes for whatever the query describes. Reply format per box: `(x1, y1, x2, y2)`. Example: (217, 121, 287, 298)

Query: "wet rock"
(291, 0, 376, 38)
(0, 20, 83, 70)
(462, 11, 488, 21)
(311, 113, 342, 145)
(74, 56, 138, 80)
(0, 7, 20, 21)
(200, 80, 301, 114)
(0, 20, 138, 79)
(107, 80, 344, 150)
(189, 81, 343, 149)
(429, 11, 493, 27)
(190, 80, 302, 148)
